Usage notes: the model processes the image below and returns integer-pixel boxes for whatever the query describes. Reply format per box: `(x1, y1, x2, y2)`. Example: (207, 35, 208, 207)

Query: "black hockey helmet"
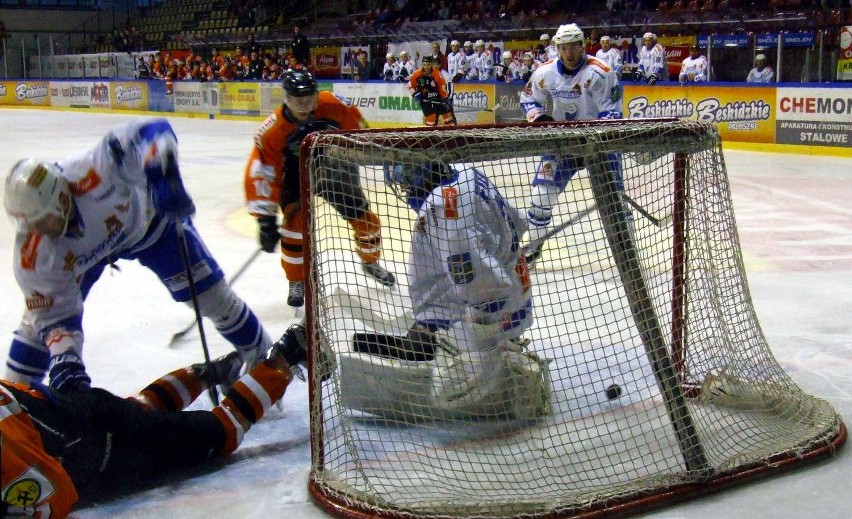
(421, 55, 435, 65)
(282, 69, 317, 97)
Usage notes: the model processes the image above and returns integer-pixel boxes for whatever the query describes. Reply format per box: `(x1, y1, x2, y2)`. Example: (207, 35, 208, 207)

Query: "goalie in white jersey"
(339, 162, 549, 421)
(519, 22, 624, 261)
(3, 118, 273, 392)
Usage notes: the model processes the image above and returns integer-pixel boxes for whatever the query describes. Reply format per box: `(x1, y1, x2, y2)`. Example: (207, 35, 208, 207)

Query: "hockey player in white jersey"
(746, 53, 774, 83)
(519, 23, 624, 262)
(466, 39, 493, 81)
(397, 50, 416, 82)
(3, 118, 273, 391)
(382, 52, 400, 81)
(338, 161, 549, 421)
(636, 32, 668, 84)
(537, 33, 557, 62)
(595, 35, 623, 78)
(519, 52, 538, 82)
(447, 40, 467, 82)
(495, 50, 521, 82)
(679, 45, 708, 83)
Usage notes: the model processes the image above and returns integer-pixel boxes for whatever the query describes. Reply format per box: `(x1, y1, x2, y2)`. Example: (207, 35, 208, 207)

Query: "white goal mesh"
(300, 119, 846, 519)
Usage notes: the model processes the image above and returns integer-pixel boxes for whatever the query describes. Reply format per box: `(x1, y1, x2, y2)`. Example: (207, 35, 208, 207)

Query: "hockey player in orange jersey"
(408, 55, 457, 127)
(0, 324, 332, 517)
(244, 69, 396, 307)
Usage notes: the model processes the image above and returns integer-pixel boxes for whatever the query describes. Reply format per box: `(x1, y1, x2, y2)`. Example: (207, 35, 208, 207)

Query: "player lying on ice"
(0, 324, 333, 518)
(337, 161, 550, 422)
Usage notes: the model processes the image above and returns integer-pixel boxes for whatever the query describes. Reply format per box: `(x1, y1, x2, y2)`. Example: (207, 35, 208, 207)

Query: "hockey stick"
(168, 246, 263, 347)
(176, 222, 219, 406)
(621, 193, 669, 227)
(523, 204, 599, 268)
(330, 286, 415, 333)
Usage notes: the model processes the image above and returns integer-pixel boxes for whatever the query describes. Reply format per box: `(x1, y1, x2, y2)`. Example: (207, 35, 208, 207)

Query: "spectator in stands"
(679, 45, 708, 83)
(353, 50, 371, 81)
(152, 54, 167, 79)
(585, 28, 601, 57)
(210, 47, 225, 70)
(262, 55, 281, 81)
(431, 41, 447, 71)
(137, 56, 151, 79)
(746, 53, 774, 83)
(220, 56, 237, 81)
(246, 32, 262, 57)
(292, 25, 311, 68)
(247, 50, 264, 79)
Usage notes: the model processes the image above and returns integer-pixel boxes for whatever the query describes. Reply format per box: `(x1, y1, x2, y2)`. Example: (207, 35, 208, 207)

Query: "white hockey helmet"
(540, 33, 550, 42)
(522, 52, 534, 62)
(4, 159, 72, 232)
(502, 50, 513, 60)
(463, 40, 473, 48)
(600, 35, 611, 43)
(755, 53, 767, 62)
(551, 23, 584, 46)
(450, 39, 460, 47)
(386, 52, 394, 59)
(400, 50, 408, 58)
(475, 39, 485, 49)
(643, 32, 656, 41)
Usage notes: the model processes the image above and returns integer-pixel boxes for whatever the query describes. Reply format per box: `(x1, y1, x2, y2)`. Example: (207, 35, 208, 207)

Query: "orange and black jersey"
(0, 381, 78, 518)
(244, 91, 367, 216)
(408, 67, 450, 103)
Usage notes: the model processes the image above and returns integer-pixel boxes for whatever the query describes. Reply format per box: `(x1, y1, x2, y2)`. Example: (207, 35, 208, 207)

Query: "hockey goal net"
(300, 119, 846, 519)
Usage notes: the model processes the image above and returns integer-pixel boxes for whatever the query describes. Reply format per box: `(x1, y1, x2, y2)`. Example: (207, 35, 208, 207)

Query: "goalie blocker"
(339, 323, 551, 421)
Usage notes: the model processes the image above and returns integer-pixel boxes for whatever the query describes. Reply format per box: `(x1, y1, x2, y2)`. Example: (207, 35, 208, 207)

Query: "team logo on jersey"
(25, 291, 54, 310)
(442, 187, 459, 219)
(69, 168, 102, 195)
(104, 214, 123, 238)
(537, 78, 545, 90)
(20, 233, 42, 271)
(571, 85, 582, 96)
(3, 479, 43, 507)
(447, 252, 475, 285)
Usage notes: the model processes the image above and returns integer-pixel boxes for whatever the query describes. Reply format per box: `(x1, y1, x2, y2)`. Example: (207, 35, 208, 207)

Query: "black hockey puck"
(605, 383, 622, 400)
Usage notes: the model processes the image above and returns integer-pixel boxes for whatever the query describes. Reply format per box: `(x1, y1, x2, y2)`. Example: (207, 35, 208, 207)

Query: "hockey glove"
(647, 73, 659, 85)
(533, 114, 555, 122)
(145, 150, 196, 219)
(48, 351, 91, 392)
(412, 92, 424, 104)
(257, 214, 279, 253)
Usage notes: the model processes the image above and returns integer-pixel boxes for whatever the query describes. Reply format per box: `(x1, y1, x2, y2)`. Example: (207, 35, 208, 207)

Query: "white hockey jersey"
(520, 56, 622, 122)
(447, 50, 467, 81)
(637, 43, 668, 80)
(382, 61, 400, 81)
(398, 59, 417, 81)
(679, 55, 708, 82)
(746, 66, 774, 83)
(466, 50, 493, 81)
(595, 47, 623, 77)
(12, 119, 170, 338)
(408, 164, 531, 341)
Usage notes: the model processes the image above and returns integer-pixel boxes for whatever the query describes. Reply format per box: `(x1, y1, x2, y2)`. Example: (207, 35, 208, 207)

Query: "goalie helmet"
(551, 23, 584, 46)
(384, 162, 452, 209)
(4, 159, 72, 233)
(282, 69, 317, 97)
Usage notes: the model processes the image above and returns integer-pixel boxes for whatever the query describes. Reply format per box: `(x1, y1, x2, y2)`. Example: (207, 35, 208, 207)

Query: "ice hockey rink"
(0, 109, 849, 519)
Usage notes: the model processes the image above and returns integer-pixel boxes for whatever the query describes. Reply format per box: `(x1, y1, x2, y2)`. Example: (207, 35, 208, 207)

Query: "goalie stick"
(523, 204, 598, 268)
(168, 247, 263, 347)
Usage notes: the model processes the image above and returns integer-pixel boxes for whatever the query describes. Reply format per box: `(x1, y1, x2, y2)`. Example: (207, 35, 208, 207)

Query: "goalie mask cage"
(300, 119, 846, 519)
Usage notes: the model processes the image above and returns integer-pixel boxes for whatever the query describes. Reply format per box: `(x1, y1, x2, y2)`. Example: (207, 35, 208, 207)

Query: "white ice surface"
(0, 109, 849, 519)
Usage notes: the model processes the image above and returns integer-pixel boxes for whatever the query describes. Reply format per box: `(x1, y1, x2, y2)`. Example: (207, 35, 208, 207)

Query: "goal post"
(299, 119, 846, 519)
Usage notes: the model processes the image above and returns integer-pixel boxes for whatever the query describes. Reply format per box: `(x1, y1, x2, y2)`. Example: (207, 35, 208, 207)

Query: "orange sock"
(134, 367, 205, 411)
(348, 210, 382, 264)
(279, 203, 305, 282)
